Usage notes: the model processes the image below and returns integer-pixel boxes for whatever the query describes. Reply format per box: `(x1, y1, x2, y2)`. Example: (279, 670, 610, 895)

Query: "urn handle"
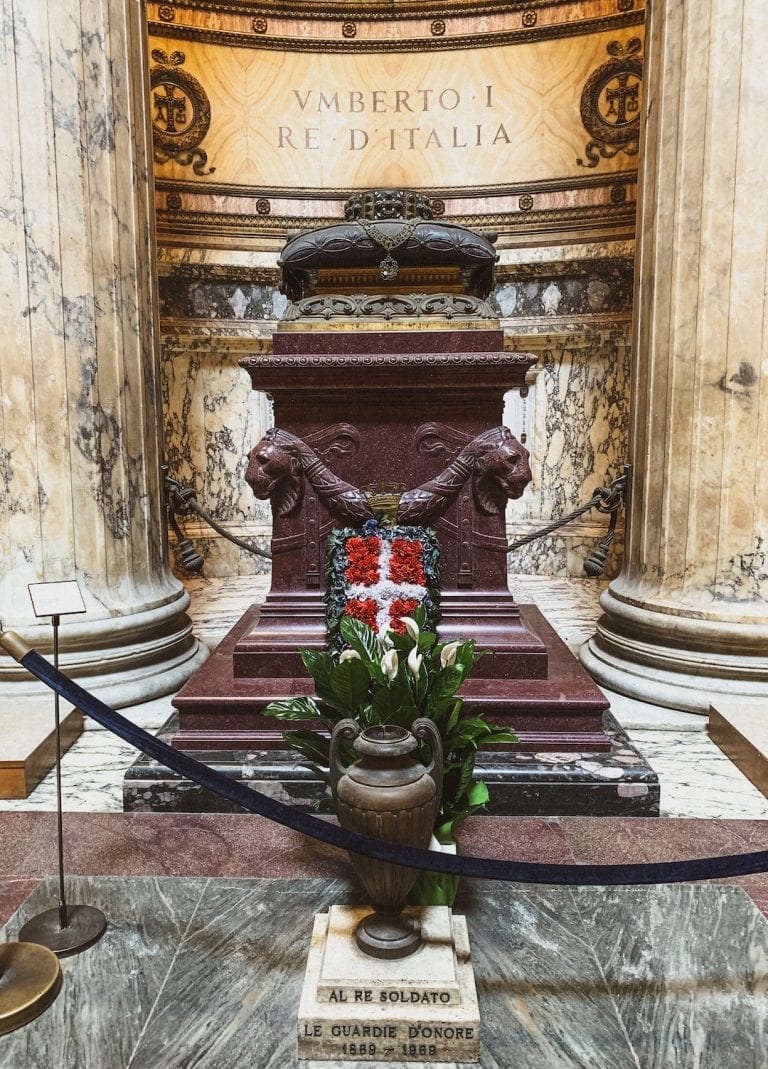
(329, 718, 361, 799)
(412, 718, 443, 809)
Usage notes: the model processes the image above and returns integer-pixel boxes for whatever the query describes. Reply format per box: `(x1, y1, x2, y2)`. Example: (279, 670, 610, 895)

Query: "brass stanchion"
(0, 942, 61, 1034)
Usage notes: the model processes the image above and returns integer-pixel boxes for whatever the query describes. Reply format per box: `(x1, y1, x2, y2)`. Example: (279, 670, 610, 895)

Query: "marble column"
(0, 0, 207, 706)
(581, 0, 768, 711)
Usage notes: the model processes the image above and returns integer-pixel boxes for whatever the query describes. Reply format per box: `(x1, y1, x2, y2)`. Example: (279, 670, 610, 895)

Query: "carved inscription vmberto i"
(277, 85, 512, 153)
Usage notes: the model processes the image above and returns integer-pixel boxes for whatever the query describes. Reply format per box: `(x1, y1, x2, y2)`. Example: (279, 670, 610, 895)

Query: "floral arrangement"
(261, 606, 517, 904)
(326, 520, 439, 650)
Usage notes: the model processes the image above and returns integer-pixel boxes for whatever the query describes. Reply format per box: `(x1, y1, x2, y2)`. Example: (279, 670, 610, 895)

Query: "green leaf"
(362, 659, 387, 686)
(453, 640, 480, 671)
(340, 615, 383, 662)
(480, 729, 519, 745)
(457, 716, 494, 736)
(281, 729, 330, 767)
(386, 631, 413, 653)
(454, 752, 476, 803)
(261, 697, 322, 721)
(301, 649, 336, 691)
(329, 658, 371, 713)
(435, 817, 460, 841)
(299, 648, 345, 709)
(446, 700, 462, 733)
(407, 870, 459, 907)
(426, 666, 465, 711)
(465, 779, 490, 808)
(370, 681, 416, 725)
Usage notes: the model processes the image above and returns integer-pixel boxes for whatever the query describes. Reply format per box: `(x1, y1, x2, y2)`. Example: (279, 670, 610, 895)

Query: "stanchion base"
(19, 905, 107, 958)
(0, 942, 62, 1035)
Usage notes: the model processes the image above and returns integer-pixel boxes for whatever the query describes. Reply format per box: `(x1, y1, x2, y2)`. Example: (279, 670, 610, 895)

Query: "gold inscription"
(277, 84, 510, 154)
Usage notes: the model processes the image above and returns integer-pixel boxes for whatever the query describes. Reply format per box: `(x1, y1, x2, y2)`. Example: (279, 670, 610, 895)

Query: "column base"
(580, 587, 768, 713)
(0, 588, 208, 709)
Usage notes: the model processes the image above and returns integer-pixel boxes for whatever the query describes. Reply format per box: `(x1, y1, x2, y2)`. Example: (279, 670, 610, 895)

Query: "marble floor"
(2, 573, 767, 821)
(2, 871, 767, 1068)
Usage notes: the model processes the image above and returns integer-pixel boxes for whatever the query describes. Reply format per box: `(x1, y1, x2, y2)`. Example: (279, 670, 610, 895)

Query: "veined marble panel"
(159, 279, 287, 322)
(161, 335, 274, 533)
(625, 730, 768, 821)
(504, 324, 631, 579)
(575, 884, 768, 1069)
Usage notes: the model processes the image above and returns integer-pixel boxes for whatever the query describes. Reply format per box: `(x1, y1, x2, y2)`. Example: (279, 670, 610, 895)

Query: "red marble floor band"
(0, 814, 765, 917)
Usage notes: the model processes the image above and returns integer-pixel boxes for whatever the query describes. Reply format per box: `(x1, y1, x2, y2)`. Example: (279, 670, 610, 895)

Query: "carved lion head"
(472, 427, 532, 514)
(245, 429, 303, 516)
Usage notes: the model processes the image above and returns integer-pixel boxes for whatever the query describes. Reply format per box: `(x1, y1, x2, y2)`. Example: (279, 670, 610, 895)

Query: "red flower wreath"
(343, 597, 379, 631)
(389, 539, 426, 585)
(345, 536, 381, 586)
(388, 597, 421, 633)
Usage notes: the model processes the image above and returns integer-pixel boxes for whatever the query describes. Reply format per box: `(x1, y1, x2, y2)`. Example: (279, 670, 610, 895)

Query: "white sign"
(28, 581, 86, 619)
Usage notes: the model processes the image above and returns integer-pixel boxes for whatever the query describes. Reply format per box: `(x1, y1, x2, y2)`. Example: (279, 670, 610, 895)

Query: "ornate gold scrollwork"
(150, 50, 215, 176)
(577, 38, 643, 169)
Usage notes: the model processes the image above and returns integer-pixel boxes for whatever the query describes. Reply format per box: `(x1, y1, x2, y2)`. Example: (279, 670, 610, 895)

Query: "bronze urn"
(330, 717, 443, 960)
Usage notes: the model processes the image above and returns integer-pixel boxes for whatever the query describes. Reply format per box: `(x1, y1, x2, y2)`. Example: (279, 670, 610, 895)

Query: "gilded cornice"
(163, 1, 595, 20)
(147, 7, 644, 53)
(154, 170, 636, 201)
(156, 202, 636, 240)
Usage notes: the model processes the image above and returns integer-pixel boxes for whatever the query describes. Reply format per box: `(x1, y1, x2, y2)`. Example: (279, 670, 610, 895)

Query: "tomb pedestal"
(172, 327, 611, 753)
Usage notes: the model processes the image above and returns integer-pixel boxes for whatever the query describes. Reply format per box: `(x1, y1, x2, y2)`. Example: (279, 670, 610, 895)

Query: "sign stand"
(18, 582, 107, 957)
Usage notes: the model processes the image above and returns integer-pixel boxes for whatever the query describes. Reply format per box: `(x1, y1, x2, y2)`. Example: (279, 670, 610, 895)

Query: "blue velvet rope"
(20, 649, 768, 887)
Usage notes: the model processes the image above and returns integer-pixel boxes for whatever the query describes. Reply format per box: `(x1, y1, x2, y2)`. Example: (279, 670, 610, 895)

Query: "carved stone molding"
(156, 202, 637, 242)
(155, 168, 637, 201)
(282, 293, 497, 322)
(157, 1, 602, 17)
(245, 351, 520, 370)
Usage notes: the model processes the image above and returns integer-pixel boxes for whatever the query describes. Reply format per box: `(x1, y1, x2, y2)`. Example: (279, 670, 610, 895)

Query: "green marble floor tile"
(0, 875, 208, 1069)
(1, 877, 766, 1069)
(463, 882, 640, 1069)
(572, 884, 768, 1069)
(127, 878, 353, 1069)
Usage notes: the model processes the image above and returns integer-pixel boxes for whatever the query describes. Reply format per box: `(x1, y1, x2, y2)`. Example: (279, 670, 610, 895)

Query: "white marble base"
(298, 906, 480, 1063)
(598, 688, 706, 732)
(625, 729, 768, 820)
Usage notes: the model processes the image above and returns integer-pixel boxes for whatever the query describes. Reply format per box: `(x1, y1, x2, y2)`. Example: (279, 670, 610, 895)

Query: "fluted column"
(582, 0, 768, 712)
(0, 0, 206, 705)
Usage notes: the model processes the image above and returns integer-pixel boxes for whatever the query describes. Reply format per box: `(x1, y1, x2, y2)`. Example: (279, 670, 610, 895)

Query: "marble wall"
(160, 333, 273, 578)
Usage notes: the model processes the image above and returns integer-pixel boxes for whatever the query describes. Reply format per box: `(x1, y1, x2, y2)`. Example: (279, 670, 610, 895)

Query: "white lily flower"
(407, 647, 423, 681)
(440, 641, 461, 668)
(339, 648, 361, 663)
(381, 649, 399, 681)
(381, 634, 394, 649)
(400, 617, 420, 642)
